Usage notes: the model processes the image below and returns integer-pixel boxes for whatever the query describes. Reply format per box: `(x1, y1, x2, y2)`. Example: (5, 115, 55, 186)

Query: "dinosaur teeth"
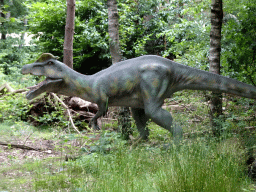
(25, 77, 63, 100)
(27, 79, 47, 90)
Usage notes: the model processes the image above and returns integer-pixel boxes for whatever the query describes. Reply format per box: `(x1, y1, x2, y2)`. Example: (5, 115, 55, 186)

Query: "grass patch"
(77, 138, 252, 192)
(0, 91, 255, 191)
(0, 122, 255, 191)
(7, 136, 249, 192)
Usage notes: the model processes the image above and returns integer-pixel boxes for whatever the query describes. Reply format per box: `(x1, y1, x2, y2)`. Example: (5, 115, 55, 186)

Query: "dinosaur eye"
(47, 61, 54, 65)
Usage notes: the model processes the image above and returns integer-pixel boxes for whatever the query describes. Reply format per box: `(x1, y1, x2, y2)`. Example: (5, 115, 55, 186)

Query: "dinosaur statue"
(22, 53, 256, 140)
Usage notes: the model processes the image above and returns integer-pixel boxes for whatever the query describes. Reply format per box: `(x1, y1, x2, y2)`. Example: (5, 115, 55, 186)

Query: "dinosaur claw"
(94, 125, 101, 130)
(89, 121, 101, 130)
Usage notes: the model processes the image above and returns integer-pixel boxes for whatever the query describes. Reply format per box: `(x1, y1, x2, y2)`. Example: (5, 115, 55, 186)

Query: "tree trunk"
(19, 18, 27, 49)
(107, 0, 122, 63)
(209, 0, 223, 137)
(63, 0, 75, 69)
(0, 0, 6, 40)
(107, 0, 132, 140)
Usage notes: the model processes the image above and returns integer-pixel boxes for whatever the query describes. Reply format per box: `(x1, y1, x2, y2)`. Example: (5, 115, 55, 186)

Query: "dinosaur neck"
(62, 68, 96, 102)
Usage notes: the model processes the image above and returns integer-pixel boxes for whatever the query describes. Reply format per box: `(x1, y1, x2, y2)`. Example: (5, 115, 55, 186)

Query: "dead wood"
(0, 141, 43, 151)
(0, 83, 15, 93)
(0, 83, 28, 98)
(50, 93, 81, 134)
(25, 92, 100, 131)
(68, 97, 98, 113)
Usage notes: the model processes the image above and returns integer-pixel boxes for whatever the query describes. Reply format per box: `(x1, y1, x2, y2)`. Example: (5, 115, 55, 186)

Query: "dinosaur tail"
(182, 69, 256, 99)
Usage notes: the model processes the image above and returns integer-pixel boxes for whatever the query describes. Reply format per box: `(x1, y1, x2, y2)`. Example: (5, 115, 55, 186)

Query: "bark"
(107, 0, 122, 64)
(209, 0, 223, 136)
(63, 0, 75, 69)
(107, 0, 132, 140)
(0, 0, 6, 40)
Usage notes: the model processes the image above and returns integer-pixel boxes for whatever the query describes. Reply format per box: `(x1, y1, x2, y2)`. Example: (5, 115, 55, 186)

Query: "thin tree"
(63, 0, 75, 69)
(107, 0, 132, 140)
(107, 0, 122, 63)
(0, 0, 6, 40)
(209, 0, 223, 136)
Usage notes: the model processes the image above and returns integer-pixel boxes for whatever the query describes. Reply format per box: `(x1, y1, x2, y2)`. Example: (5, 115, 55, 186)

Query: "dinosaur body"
(22, 53, 256, 140)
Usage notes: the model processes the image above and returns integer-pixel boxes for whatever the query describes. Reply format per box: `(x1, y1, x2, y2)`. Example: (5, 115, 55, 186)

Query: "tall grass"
(0, 123, 253, 191)
(70, 138, 251, 192)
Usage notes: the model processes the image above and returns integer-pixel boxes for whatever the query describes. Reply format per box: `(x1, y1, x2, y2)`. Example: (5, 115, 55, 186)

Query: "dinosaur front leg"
(131, 108, 149, 140)
(89, 101, 108, 130)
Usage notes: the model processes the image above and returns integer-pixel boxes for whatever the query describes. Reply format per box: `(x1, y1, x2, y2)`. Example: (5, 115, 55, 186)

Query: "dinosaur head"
(22, 53, 68, 100)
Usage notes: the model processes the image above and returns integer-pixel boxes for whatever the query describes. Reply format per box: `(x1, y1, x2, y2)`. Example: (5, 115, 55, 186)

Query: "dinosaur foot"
(88, 121, 101, 130)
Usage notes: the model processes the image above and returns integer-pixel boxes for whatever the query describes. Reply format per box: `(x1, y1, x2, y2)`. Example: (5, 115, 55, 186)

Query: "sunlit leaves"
(156, 0, 211, 69)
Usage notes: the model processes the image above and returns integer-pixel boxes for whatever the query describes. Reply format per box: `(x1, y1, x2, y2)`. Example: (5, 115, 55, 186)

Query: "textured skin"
(22, 53, 256, 140)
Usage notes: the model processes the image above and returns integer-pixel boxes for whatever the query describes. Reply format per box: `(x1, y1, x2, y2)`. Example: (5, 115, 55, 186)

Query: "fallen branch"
(23, 131, 34, 145)
(245, 126, 256, 131)
(0, 141, 42, 151)
(50, 93, 81, 134)
(0, 83, 28, 98)
(0, 83, 15, 93)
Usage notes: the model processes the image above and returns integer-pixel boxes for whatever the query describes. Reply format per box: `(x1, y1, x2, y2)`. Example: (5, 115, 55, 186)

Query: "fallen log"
(68, 97, 98, 113)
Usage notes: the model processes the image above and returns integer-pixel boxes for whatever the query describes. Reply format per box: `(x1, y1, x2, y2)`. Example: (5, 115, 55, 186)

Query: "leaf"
(10, 17, 16, 22)
(3, 4, 10, 9)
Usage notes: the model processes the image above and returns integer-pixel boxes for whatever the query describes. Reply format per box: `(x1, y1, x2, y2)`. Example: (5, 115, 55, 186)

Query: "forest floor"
(0, 94, 255, 191)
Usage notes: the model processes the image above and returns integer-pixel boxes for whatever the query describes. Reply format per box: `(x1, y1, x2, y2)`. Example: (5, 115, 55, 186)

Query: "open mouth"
(26, 77, 63, 100)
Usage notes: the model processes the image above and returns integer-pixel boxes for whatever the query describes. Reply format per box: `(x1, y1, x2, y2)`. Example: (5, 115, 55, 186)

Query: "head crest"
(36, 53, 59, 62)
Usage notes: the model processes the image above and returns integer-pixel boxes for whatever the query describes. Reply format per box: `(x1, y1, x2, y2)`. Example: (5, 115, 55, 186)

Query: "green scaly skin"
(22, 53, 256, 140)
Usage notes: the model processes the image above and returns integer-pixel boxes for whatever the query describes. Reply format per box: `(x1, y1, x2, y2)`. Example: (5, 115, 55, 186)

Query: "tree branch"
(50, 93, 81, 134)
(0, 141, 42, 151)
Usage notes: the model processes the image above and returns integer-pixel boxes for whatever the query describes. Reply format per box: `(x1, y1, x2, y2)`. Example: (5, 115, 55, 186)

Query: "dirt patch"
(0, 139, 58, 166)
(0, 129, 103, 169)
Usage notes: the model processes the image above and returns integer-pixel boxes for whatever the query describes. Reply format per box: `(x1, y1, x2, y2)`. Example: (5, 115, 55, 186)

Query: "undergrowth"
(0, 124, 255, 191)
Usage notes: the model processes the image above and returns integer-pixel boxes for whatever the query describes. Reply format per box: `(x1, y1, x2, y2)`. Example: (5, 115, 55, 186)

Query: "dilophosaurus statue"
(22, 53, 256, 140)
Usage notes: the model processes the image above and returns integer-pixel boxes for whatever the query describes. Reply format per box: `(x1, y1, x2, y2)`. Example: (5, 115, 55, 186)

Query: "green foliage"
(88, 131, 126, 153)
(27, 0, 110, 72)
(32, 109, 68, 127)
(0, 0, 37, 76)
(0, 69, 38, 125)
(33, 138, 252, 191)
(118, 0, 165, 57)
(0, 0, 27, 34)
(1, 124, 253, 191)
(222, 1, 256, 85)
(0, 94, 31, 123)
(24, 0, 256, 84)
(157, 0, 211, 69)
(26, 0, 66, 57)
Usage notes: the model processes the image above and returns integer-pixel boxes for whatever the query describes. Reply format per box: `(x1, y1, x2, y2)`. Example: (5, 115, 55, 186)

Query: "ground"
(0, 91, 255, 191)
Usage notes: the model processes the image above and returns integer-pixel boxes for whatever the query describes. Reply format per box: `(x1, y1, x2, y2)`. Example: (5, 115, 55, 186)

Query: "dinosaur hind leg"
(145, 101, 183, 143)
(131, 108, 149, 140)
(140, 70, 183, 141)
(144, 104, 183, 141)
